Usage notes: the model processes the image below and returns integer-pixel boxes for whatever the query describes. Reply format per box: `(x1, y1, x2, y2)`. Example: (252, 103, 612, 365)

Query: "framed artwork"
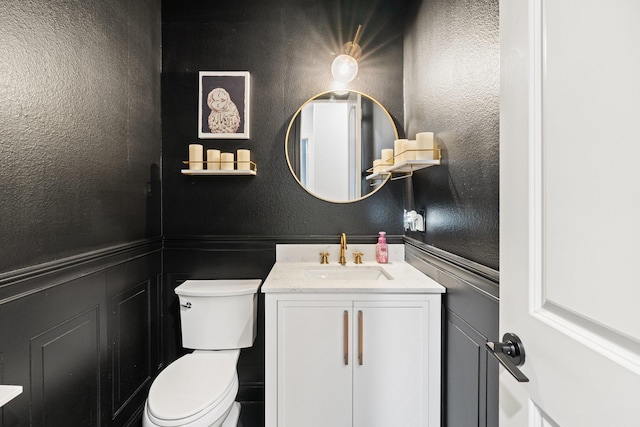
(198, 71, 250, 139)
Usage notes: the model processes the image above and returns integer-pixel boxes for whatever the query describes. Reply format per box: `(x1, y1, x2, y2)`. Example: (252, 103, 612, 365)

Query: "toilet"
(143, 279, 262, 427)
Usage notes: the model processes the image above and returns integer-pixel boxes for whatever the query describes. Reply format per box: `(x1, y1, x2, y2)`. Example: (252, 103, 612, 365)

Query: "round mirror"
(285, 90, 398, 203)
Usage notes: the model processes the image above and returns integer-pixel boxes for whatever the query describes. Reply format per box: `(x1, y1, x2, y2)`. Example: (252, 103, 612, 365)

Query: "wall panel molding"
(30, 306, 101, 426)
(405, 237, 498, 299)
(111, 281, 152, 418)
(405, 240, 499, 427)
(164, 234, 404, 248)
(0, 239, 161, 305)
(0, 241, 161, 427)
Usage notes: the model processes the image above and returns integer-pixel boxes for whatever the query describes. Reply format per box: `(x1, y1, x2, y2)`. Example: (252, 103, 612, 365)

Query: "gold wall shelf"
(181, 169, 257, 176)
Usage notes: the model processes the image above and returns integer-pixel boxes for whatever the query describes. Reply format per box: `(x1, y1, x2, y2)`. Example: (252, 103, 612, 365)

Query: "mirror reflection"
(285, 91, 398, 203)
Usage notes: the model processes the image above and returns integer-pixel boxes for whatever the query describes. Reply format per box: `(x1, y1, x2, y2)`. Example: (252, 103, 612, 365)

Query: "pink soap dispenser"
(376, 231, 389, 263)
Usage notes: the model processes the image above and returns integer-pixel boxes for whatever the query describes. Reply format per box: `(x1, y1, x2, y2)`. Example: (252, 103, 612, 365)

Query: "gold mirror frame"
(285, 90, 399, 203)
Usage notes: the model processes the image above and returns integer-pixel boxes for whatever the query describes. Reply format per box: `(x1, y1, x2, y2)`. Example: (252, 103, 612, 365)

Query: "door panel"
(500, 0, 640, 425)
(277, 301, 352, 427)
(352, 302, 426, 427)
(541, 0, 640, 347)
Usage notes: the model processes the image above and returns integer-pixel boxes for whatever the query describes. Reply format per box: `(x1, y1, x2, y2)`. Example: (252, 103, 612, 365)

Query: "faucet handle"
(320, 252, 330, 264)
(353, 251, 364, 264)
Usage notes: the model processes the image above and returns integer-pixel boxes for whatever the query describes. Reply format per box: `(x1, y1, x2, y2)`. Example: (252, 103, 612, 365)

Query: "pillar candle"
(381, 148, 394, 165)
(403, 140, 417, 161)
(189, 144, 203, 170)
(373, 159, 383, 174)
(237, 149, 251, 170)
(416, 132, 434, 160)
(221, 152, 235, 170)
(206, 149, 221, 170)
(394, 139, 408, 163)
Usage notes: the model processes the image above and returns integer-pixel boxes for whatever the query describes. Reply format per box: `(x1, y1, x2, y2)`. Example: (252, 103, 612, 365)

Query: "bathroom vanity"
(263, 244, 444, 427)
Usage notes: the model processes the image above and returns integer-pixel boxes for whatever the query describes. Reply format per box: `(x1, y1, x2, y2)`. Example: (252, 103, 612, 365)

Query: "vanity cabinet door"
(277, 301, 353, 427)
(268, 294, 440, 427)
(353, 301, 430, 427)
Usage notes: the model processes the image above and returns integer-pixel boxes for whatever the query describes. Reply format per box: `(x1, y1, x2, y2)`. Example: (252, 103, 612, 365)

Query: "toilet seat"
(146, 350, 239, 426)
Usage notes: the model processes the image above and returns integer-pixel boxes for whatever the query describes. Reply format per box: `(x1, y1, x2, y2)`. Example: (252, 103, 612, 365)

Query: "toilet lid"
(148, 350, 239, 421)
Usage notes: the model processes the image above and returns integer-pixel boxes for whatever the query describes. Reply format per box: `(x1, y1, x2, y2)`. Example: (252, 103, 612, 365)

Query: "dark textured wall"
(0, 0, 162, 273)
(403, 0, 500, 269)
(162, 0, 406, 239)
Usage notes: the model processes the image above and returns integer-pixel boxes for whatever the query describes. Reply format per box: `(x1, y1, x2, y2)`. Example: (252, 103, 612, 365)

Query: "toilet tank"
(175, 279, 262, 350)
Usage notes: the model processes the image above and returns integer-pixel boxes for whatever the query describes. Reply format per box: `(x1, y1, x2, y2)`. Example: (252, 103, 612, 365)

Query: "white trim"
(528, 399, 560, 427)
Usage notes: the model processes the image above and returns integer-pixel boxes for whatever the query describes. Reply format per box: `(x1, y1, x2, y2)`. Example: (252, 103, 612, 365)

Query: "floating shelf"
(366, 158, 441, 181)
(181, 169, 257, 176)
(181, 160, 257, 176)
(366, 147, 441, 181)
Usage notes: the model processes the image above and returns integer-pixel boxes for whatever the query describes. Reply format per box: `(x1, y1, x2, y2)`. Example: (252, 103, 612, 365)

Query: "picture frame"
(198, 71, 250, 139)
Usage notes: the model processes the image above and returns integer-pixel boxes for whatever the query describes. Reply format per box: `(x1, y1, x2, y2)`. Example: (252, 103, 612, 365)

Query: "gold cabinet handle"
(344, 310, 349, 365)
(358, 310, 363, 365)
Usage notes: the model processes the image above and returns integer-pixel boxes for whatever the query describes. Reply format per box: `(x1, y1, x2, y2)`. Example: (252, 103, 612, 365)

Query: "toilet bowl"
(143, 350, 240, 427)
(142, 279, 262, 427)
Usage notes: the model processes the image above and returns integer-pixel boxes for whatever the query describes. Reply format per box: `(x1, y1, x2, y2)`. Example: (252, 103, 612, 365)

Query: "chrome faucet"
(339, 233, 347, 266)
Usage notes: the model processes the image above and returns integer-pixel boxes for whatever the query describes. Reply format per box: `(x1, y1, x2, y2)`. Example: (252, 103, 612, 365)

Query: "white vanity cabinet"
(265, 292, 441, 427)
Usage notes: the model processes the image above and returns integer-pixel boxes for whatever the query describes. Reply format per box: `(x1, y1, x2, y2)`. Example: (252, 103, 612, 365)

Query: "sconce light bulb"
(331, 54, 359, 83)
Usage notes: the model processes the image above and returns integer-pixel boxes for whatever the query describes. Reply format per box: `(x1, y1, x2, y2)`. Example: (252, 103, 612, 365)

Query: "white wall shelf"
(366, 158, 441, 181)
(181, 160, 257, 176)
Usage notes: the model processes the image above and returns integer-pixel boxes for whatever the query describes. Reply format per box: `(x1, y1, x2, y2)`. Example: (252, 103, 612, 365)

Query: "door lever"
(485, 332, 529, 382)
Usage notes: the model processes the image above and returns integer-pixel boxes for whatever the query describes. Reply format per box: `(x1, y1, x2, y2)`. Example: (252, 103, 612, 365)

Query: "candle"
(416, 132, 434, 160)
(394, 139, 408, 163)
(206, 149, 221, 170)
(221, 152, 234, 170)
(189, 144, 203, 170)
(237, 149, 251, 170)
(373, 159, 383, 174)
(403, 140, 417, 161)
(381, 148, 394, 165)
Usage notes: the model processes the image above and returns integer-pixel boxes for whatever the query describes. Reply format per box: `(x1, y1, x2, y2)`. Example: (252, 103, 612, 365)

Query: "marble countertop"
(262, 244, 445, 294)
(0, 385, 22, 408)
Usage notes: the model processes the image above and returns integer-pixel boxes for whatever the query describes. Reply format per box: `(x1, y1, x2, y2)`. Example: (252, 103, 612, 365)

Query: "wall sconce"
(331, 25, 363, 83)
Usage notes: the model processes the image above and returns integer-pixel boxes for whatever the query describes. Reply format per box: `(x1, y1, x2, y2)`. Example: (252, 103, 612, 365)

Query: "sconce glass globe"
(331, 54, 359, 83)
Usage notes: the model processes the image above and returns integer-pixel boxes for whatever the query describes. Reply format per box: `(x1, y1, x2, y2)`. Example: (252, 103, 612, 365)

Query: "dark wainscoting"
(404, 237, 499, 427)
(0, 239, 162, 427)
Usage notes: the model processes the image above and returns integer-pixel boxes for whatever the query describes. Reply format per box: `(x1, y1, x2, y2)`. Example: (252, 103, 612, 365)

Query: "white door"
(500, 0, 640, 425)
(277, 301, 352, 427)
(352, 302, 428, 427)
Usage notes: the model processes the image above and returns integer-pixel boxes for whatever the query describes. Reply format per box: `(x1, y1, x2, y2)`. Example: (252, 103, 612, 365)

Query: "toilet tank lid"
(175, 279, 262, 297)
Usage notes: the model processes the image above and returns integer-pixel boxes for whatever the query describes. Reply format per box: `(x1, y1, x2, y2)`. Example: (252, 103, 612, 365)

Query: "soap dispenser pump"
(376, 231, 389, 264)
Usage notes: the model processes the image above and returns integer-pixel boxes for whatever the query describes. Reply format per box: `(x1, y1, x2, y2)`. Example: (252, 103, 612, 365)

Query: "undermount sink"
(305, 266, 393, 281)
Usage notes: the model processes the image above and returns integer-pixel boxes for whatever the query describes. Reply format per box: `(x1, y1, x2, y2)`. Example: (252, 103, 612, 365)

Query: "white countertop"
(262, 244, 445, 294)
(0, 385, 22, 407)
